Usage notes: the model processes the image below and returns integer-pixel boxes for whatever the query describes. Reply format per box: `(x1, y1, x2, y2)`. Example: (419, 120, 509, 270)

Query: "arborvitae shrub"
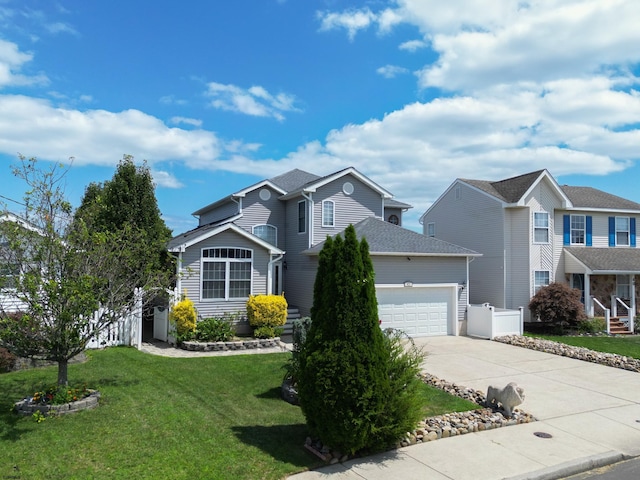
(246, 294, 288, 334)
(298, 225, 424, 454)
(528, 282, 587, 334)
(170, 298, 197, 341)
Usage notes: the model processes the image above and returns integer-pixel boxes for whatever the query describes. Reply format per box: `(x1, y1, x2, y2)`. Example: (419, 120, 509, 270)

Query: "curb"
(506, 451, 628, 480)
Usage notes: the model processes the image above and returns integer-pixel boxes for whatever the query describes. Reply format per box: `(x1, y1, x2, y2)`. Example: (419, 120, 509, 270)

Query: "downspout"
(176, 250, 183, 298)
(302, 192, 313, 248)
(267, 253, 284, 295)
(230, 196, 243, 214)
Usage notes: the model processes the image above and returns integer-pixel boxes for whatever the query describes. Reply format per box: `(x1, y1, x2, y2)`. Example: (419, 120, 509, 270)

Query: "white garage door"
(376, 286, 452, 337)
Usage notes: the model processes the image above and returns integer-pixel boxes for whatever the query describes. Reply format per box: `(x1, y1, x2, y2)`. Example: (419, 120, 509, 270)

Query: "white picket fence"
(86, 288, 144, 350)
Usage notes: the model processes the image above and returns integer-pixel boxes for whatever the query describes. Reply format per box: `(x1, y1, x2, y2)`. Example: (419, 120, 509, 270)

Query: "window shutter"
(608, 217, 615, 247)
(631, 218, 636, 247)
(586, 216, 592, 246)
(563, 215, 570, 245)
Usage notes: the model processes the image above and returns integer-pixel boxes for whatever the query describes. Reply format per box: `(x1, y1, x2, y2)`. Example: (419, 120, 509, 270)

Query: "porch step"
(283, 307, 301, 335)
(609, 318, 633, 335)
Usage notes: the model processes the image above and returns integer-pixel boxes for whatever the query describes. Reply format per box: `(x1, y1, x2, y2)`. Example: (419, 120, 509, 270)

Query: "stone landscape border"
(494, 335, 640, 372)
(180, 337, 286, 352)
(14, 390, 101, 417)
(305, 373, 535, 464)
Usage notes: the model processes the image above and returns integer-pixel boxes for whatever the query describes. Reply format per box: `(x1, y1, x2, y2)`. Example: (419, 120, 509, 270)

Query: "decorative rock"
(494, 335, 640, 372)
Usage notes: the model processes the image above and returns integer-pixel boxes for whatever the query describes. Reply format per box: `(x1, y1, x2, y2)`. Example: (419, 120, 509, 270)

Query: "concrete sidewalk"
(289, 336, 640, 480)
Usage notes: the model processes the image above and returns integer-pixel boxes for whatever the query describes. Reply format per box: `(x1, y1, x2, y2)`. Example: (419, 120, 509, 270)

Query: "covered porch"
(564, 247, 640, 333)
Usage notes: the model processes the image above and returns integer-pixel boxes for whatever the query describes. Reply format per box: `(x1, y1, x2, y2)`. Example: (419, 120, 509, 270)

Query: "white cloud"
(0, 94, 223, 169)
(376, 65, 409, 78)
(206, 82, 300, 121)
(152, 170, 184, 189)
(45, 21, 78, 36)
(170, 116, 203, 127)
(0, 39, 48, 88)
(399, 39, 427, 52)
(317, 8, 376, 40)
(159, 95, 187, 106)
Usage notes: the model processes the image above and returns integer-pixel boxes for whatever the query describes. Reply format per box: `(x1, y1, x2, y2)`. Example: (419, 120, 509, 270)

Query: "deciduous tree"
(0, 157, 168, 385)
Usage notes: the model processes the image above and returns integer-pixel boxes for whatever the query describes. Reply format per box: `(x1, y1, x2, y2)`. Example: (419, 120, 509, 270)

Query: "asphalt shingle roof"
(565, 247, 640, 272)
(268, 169, 320, 193)
(304, 217, 479, 256)
(561, 186, 640, 210)
(462, 170, 545, 203)
(384, 198, 413, 209)
(461, 170, 640, 212)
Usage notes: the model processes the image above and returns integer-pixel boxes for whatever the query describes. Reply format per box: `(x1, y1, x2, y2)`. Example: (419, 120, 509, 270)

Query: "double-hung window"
(570, 215, 585, 245)
(533, 212, 549, 243)
(534, 271, 550, 294)
(297, 200, 306, 234)
(322, 200, 334, 227)
(202, 248, 252, 300)
(615, 217, 630, 246)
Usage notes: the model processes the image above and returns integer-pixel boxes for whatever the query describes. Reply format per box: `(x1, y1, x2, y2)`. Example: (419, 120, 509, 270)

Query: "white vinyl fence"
(85, 288, 143, 350)
(467, 303, 524, 339)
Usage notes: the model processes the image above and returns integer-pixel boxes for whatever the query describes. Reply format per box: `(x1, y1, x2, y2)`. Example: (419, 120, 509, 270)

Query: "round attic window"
(343, 182, 354, 195)
(259, 189, 271, 201)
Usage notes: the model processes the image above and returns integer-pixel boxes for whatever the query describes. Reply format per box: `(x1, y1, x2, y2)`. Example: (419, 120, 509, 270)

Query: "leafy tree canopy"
(0, 157, 170, 385)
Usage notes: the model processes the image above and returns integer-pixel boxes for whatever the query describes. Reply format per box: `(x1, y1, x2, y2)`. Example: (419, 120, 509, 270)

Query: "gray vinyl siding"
(504, 208, 530, 317)
(383, 207, 403, 226)
(372, 256, 468, 322)
(198, 200, 239, 226)
(312, 175, 383, 246)
(281, 197, 316, 314)
(178, 230, 271, 331)
(234, 187, 286, 248)
(282, 176, 386, 313)
(422, 182, 505, 308)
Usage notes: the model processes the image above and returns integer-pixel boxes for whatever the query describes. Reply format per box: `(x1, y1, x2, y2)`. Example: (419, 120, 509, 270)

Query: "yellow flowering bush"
(246, 294, 287, 338)
(170, 297, 197, 340)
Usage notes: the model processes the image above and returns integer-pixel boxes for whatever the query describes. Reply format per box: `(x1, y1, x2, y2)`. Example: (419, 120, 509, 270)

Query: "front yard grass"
(0, 347, 477, 480)
(525, 333, 640, 360)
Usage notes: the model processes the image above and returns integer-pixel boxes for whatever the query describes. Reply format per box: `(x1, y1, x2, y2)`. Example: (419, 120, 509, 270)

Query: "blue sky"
(1, 0, 639, 234)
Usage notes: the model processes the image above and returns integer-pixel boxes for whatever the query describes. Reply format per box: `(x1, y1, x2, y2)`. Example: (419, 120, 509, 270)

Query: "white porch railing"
(467, 304, 524, 339)
(591, 296, 611, 335)
(611, 295, 634, 333)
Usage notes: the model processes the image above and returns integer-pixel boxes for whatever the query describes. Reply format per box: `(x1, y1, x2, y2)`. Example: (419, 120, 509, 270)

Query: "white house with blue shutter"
(420, 169, 640, 328)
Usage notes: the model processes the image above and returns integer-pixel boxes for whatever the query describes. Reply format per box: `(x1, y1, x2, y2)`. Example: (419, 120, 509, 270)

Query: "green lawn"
(526, 333, 640, 359)
(0, 347, 477, 480)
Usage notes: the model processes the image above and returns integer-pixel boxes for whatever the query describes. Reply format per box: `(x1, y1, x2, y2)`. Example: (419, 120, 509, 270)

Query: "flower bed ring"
(14, 390, 101, 417)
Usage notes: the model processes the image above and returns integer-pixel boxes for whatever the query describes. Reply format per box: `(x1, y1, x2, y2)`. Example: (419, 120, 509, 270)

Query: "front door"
(571, 273, 585, 304)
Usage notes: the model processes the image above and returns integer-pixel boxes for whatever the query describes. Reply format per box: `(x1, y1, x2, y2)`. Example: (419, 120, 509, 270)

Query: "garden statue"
(486, 382, 525, 417)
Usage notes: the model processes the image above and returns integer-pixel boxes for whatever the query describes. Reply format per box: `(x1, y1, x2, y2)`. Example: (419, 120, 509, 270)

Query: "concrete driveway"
(289, 335, 640, 480)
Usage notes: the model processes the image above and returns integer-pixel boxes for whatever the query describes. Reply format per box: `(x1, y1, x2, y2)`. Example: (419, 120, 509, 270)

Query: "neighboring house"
(168, 167, 479, 337)
(420, 170, 640, 324)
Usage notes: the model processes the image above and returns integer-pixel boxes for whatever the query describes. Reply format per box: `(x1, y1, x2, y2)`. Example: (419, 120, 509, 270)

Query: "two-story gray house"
(420, 169, 640, 327)
(168, 167, 479, 337)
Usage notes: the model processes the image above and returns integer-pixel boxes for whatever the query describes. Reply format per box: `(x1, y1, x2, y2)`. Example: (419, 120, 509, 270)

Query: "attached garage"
(376, 284, 457, 337)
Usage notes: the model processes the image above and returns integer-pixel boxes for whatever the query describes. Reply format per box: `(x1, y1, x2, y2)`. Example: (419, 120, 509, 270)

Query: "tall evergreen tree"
(298, 225, 418, 454)
(73, 155, 173, 280)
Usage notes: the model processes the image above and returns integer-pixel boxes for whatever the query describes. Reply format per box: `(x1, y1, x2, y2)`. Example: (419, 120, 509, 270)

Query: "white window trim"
(252, 224, 277, 247)
(200, 247, 253, 301)
(533, 212, 550, 244)
(615, 216, 630, 247)
(322, 200, 335, 227)
(616, 274, 631, 299)
(427, 222, 435, 237)
(570, 214, 586, 246)
(533, 270, 550, 294)
(297, 200, 306, 234)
